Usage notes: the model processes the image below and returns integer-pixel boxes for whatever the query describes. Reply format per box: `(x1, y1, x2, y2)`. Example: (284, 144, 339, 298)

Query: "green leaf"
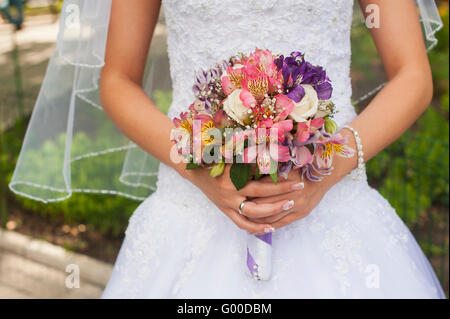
(210, 162, 225, 178)
(254, 165, 262, 180)
(270, 160, 278, 184)
(270, 171, 277, 184)
(186, 163, 200, 170)
(305, 143, 315, 154)
(230, 163, 251, 190)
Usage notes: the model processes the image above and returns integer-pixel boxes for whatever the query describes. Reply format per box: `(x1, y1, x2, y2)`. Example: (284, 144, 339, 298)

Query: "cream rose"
(288, 85, 319, 122)
(222, 89, 250, 125)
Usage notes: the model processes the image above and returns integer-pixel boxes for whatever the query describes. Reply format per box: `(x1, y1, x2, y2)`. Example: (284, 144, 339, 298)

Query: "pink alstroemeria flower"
(221, 65, 244, 95)
(249, 48, 272, 67)
(241, 72, 270, 105)
(315, 133, 355, 169)
(292, 145, 314, 168)
(247, 48, 283, 93)
(242, 126, 291, 174)
(273, 94, 294, 122)
(193, 114, 218, 146)
(239, 87, 258, 108)
(296, 117, 326, 144)
(240, 57, 283, 106)
(221, 129, 255, 161)
(272, 120, 293, 142)
(171, 112, 193, 156)
(173, 112, 192, 132)
(213, 109, 234, 129)
(258, 118, 274, 128)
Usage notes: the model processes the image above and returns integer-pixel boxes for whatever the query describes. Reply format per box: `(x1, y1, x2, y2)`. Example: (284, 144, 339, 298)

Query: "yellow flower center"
(247, 77, 268, 100)
(201, 121, 217, 145)
(180, 120, 192, 134)
(229, 72, 243, 89)
(321, 142, 334, 159)
(332, 143, 344, 154)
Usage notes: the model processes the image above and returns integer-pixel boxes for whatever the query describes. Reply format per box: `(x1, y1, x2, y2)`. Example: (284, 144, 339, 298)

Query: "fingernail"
(282, 200, 295, 211)
(264, 227, 275, 233)
(291, 182, 305, 191)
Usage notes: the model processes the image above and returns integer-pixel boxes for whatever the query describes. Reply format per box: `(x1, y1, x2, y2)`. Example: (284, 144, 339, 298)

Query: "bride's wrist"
(173, 162, 194, 181)
(324, 128, 359, 186)
(330, 154, 353, 184)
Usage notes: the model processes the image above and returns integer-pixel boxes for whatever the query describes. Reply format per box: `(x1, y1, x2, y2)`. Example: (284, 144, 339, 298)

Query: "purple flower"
(192, 61, 229, 111)
(275, 52, 333, 101)
(315, 82, 333, 100)
(300, 162, 332, 182)
(286, 85, 305, 103)
(298, 61, 333, 99)
(278, 161, 292, 179)
(301, 164, 322, 182)
(275, 52, 305, 102)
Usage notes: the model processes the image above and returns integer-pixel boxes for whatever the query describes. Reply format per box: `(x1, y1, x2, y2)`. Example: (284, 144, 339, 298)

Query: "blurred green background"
(0, 0, 448, 295)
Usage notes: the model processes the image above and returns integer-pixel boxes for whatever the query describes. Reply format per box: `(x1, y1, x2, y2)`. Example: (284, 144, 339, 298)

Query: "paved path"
(0, 229, 112, 299)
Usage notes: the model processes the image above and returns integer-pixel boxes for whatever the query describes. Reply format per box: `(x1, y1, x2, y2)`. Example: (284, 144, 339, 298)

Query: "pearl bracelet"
(342, 125, 365, 181)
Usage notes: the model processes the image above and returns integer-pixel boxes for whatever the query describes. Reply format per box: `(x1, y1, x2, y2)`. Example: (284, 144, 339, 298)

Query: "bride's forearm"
(98, 0, 194, 180)
(325, 0, 433, 184)
(99, 73, 189, 178)
(351, 69, 432, 160)
(332, 68, 433, 182)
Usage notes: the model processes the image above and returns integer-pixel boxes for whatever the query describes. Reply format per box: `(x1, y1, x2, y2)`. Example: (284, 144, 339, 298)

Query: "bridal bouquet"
(170, 48, 355, 280)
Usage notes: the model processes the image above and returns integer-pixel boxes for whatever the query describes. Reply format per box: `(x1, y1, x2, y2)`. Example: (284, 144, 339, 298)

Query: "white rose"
(222, 89, 250, 125)
(288, 85, 319, 122)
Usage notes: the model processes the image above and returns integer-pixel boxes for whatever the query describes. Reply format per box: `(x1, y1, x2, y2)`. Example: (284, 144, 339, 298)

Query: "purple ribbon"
(246, 233, 272, 280)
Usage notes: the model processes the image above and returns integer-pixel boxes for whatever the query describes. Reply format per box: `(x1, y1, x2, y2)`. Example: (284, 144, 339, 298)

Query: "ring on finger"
(238, 200, 247, 215)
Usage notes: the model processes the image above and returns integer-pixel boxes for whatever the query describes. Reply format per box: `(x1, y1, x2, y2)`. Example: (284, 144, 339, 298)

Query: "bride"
(97, 0, 445, 298)
(9, 0, 445, 298)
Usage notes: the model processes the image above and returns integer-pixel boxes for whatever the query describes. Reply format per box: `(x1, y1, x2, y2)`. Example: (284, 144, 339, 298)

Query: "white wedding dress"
(102, 0, 445, 299)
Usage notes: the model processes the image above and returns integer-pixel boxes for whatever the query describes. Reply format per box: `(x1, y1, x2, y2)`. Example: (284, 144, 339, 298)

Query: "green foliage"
(153, 90, 173, 114)
(366, 119, 449, 225)
(186, 163, 200, 169)
(210, 162, 225, 178)
(429, 7, 449, 97)
(1, 123, 140, 236)
(230, 163, 251, 190)
(1, 89, 173, 236)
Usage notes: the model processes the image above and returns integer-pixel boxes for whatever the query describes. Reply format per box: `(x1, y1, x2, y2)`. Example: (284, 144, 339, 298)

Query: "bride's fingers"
(224, 208, 273, 234)
(239, 199, 295, 218)
(250, 193, 291, 204)
(258, 175, 299, 183)
(238, 179, 304, 198)
(271, 212, 297, 230)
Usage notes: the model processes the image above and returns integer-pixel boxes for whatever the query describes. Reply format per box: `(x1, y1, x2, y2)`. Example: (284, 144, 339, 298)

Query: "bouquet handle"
(246, 233, 272, 280)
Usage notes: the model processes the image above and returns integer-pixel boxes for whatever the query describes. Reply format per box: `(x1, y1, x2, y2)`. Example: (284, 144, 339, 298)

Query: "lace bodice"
(162, 0, 357, 128)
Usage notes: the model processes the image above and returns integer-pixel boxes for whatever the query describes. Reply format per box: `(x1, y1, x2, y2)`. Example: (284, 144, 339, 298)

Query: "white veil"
(9, 0, 171, 203)
(9, 0, 443, 203)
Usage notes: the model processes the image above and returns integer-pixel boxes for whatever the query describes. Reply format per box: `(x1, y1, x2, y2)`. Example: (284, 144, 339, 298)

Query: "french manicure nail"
(282, 200, 295, 211)
(291, 182, 305, 191)
(264, 227, 275, 233)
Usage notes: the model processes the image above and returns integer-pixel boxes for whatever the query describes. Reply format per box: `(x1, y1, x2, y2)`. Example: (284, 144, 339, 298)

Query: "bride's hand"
(181, 164, 304, 234)
(247, 165, 344, 230)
